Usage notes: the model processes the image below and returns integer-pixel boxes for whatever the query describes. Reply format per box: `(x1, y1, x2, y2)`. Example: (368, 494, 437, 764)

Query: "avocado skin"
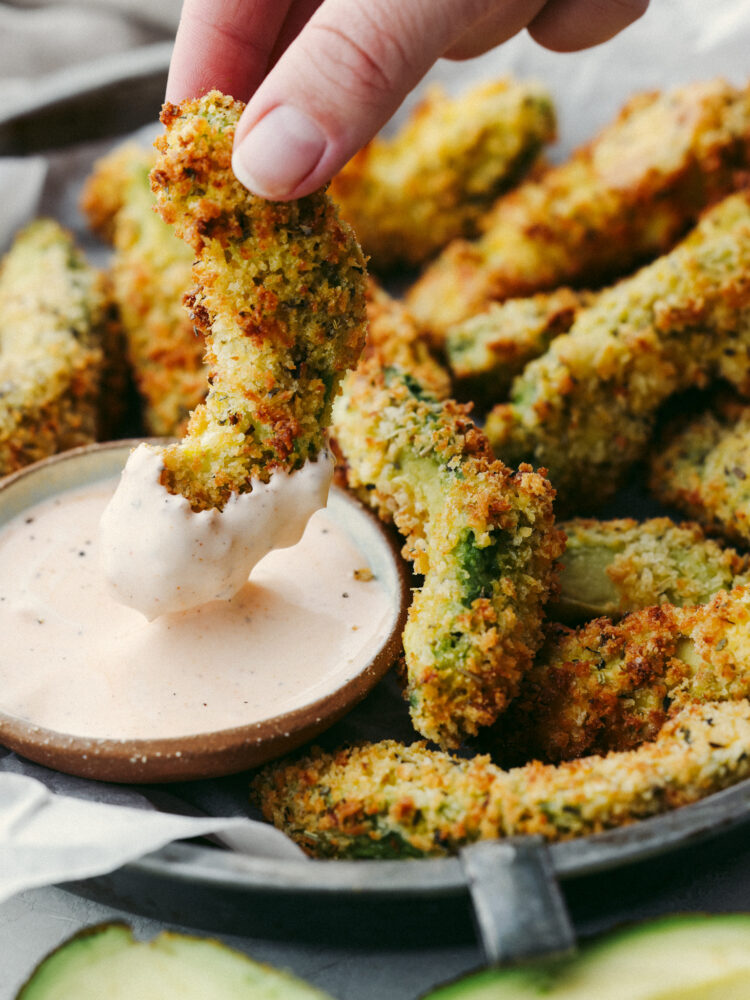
(16, 921, 334, 999)
(420, 914, 750, 998)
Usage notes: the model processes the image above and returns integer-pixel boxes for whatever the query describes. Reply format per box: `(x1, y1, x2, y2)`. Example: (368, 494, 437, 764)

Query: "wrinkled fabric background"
(4, 0, 750, 244)
(0, 0, 178, 95)
(4, 0, 750, 147)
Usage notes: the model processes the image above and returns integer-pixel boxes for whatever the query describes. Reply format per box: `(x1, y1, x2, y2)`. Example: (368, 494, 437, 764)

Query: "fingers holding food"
(150, 91, 367, 512)
(252, 699, 750, 858)
(333, 363, 563, 748)
(100, 91, 367, 619)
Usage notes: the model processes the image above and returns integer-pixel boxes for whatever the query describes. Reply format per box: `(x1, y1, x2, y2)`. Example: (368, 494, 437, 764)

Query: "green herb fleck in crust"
(150, 90, 367, 511)
(253, 699, 750, 857)
(332, 362, 563, 748)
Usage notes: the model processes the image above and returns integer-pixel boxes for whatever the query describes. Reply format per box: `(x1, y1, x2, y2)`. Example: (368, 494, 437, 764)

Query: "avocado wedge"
(421, 915, 750, 999)
(17, 923, 334, 999)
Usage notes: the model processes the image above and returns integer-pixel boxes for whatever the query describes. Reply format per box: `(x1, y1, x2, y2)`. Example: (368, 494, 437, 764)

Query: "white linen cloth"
(0, 771, 305, 907)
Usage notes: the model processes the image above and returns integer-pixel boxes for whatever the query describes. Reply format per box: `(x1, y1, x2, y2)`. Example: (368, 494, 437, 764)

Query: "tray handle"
(460, 836, 576, 965)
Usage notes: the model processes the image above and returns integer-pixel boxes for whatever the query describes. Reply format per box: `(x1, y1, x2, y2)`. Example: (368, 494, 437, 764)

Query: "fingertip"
(232, 105, 329, 200)
(166, 0, 294, 109)
(233, 0, 490, 198)
(528, 0, 650, 52)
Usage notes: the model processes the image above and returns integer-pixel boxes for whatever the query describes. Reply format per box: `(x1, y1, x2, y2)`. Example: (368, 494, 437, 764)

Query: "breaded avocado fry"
(0, 219, 110, 475)
(362, 280, 451, 399)
(81, 144, 207, 437)
(149, 91, 367, 511)
(445, 287, 587, 409)
(333, 363, 563, 748)
(407, 78, 750, 336)
(485, 191, 750, 513)
(330, 78, 555, 270)
(253, 699, 750, 858)
(494, 583, 750, 764)
(553, 517, 749, 622)
(649, 398, 750, 546)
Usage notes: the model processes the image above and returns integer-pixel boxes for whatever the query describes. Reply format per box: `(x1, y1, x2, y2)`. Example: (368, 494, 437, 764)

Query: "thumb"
(231, 0, 537, 200)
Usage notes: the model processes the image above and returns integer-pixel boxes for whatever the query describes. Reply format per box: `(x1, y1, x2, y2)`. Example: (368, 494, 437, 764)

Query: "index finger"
(166, 0, 295, 104)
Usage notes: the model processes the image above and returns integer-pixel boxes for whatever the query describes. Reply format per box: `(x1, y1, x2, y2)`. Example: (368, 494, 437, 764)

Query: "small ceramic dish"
(0, 441, 409, 782)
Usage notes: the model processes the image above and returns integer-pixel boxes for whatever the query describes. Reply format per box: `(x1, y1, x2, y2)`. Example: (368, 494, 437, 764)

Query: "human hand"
(166, 0, 649, 201)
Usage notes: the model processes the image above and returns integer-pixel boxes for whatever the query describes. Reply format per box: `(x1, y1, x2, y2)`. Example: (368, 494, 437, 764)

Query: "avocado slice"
(17, 923, 334, 999)
(421, 915, 750, 999)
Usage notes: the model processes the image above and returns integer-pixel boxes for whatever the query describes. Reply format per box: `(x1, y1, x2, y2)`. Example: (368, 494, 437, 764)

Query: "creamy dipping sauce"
(100, 444, 334, 619)
(0, 478, 392, 740)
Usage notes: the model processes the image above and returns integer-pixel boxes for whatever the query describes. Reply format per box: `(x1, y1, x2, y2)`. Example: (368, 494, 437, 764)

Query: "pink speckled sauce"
(0, 478, 391, 739)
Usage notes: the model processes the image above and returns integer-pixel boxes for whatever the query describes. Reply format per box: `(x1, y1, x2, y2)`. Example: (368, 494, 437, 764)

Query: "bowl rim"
(6, 444, 750, 910)
(0, 439, 411, 782)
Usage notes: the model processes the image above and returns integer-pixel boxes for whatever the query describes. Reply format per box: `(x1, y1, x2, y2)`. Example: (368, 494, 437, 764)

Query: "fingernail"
(232, 105, 327, 199)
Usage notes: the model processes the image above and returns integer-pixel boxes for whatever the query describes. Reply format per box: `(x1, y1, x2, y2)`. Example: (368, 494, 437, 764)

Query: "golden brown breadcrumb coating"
(330, 78, 555, 270)
(407, 78, 750, 336)
(81, 144, 207, 437)
(553, 516, 750, 622)
(252, 699, 750, 857)
(362, 281, 451, 399)
(445, 287, 588, 409)
(650, 396, 750, 546)
(149, 91, 367, 511)
(484, 191, 750, 513)
(332, 362, 563, 748)
(493, 583, 750, 765)
(0, 219, 111, 475)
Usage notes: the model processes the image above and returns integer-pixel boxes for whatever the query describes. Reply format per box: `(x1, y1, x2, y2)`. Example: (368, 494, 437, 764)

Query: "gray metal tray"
(6, 48, 750, 965)
(75, 777, 747, 962)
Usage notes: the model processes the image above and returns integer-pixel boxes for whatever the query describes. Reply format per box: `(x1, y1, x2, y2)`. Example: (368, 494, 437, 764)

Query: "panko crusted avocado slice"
(252, 700, 750, 858)
(491, 582, 750, 766)
(445, 286, 589, 410)
(332, 363, 563, 748)
(0, 219, 113, 474)
(553, 516, 750, 622)
(362, 279, 452, 400)
(81, 143, 207, 437)
(330, 76, 555, 270)
(649, 395, 750, 547)
(407, 78, 750, 337)
(485, 191, 750, 513)
(150, 91, 367, 512)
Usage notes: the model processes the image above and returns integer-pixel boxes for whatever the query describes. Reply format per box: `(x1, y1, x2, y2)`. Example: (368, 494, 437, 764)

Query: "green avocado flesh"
(18, 923, 333, 1000)
(422, 915, 750, 999)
